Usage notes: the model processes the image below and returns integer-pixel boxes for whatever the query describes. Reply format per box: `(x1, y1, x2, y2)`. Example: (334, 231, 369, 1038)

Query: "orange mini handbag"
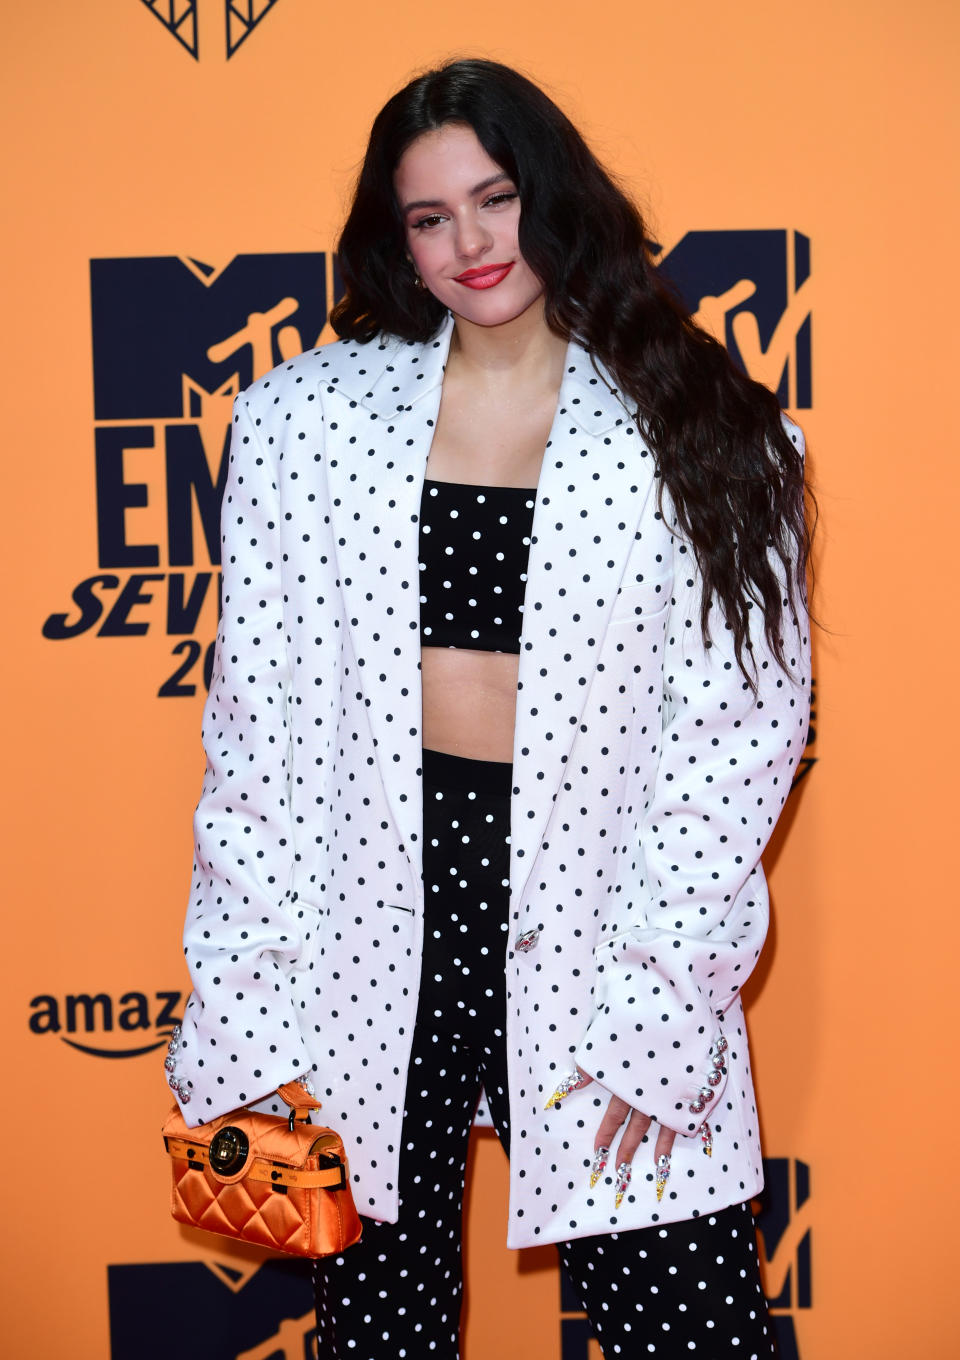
(162, 1081, 363, 1258)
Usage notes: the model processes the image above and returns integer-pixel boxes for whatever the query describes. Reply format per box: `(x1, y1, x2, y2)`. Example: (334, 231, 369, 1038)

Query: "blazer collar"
(317, 316, 453, 418)
(321, 313, 633, 435)
(555, 351, 634, 436)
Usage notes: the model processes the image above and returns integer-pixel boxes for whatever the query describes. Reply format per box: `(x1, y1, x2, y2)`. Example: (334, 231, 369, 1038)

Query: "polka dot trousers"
(314, 750, 776, 1359)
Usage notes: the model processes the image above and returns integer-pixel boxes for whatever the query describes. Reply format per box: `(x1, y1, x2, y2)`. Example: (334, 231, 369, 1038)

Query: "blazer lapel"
(510, 346, 656, 908)
(321, 321, 655, 914)
(321, 316, 455, 897)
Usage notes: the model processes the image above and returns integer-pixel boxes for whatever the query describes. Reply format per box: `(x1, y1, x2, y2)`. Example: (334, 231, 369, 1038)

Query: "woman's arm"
(166, 394, 311, 1124)
(574, 423, 811, 1138)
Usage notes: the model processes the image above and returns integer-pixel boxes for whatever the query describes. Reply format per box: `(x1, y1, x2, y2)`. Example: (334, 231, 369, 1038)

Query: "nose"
(454, 211, 492, 260)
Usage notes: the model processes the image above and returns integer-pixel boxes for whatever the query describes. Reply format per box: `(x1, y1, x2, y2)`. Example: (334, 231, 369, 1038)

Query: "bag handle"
(277, 1080, 323, 1129)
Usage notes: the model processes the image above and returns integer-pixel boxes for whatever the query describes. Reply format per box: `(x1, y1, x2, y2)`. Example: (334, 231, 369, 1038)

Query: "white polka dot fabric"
(173, 311, 810, 1249)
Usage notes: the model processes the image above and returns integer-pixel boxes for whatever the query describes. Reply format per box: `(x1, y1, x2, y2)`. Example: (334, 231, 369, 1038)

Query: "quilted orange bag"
(162, 1081, 363, 1258)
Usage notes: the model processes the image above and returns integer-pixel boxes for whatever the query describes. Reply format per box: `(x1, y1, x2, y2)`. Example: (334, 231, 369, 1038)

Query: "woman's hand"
(544, 1066, 676, 1205)
(591, 1084, 676, 1206)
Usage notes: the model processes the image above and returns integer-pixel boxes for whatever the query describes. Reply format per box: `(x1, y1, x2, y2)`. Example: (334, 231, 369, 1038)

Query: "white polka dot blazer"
(171, 312, 810, 1248)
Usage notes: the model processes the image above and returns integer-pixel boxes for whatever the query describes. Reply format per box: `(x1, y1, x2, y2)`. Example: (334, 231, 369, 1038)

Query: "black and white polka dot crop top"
(419, 479, 536, 654)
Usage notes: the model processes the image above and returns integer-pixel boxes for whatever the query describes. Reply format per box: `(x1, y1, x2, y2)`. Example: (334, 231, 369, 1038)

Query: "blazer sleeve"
(574, 423, 811, 1136)
(167, 393, 311, 1124)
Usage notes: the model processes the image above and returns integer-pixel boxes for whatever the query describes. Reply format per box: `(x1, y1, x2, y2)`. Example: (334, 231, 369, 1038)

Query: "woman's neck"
(447, 300, 568, 393)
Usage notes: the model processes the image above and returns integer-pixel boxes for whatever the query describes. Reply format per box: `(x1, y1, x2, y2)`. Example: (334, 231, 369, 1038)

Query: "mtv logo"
(90, 253, 338, 421)
(108, 1257, 315, 1359)
(141, 1, 282, 61)
(756, 1156, 812, 1310)
(657, 230, 812, 408)
(755, 1157, 812, 1360)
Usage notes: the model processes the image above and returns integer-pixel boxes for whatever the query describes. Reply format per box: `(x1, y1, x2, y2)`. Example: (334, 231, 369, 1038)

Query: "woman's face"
(394, 123, 543, 329)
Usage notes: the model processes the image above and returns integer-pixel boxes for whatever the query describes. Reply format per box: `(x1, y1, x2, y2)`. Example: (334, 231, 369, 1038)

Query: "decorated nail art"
(589, 1146, 609, 1189)
(700, 1121, 713, 1157)
(655, 1153, 671, 1202)
(614, 1161, 632, 1209)
(543, 1070, 588, 1110)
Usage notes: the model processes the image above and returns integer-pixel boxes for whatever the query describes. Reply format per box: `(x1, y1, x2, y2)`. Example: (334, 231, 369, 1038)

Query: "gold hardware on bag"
(209, 1126, 249, 1174)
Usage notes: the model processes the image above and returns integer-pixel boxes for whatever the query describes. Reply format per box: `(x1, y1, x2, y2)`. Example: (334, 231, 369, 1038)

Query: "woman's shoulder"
(240, 324, 449, 414)
(237, 332, 391, 408)
(780, 410, 806, 457)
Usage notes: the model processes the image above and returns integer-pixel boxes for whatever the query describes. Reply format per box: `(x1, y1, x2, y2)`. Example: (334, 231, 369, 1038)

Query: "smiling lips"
(453, 262, 515, 289)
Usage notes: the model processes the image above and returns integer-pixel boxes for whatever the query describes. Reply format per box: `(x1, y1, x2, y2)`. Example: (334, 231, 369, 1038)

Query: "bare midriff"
(420, 646, 520, 763)
(416, 309, 567, 764)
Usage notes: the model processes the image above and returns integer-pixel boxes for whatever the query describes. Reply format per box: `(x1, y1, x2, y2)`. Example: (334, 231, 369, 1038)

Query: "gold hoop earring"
(405, 253, 425, 291)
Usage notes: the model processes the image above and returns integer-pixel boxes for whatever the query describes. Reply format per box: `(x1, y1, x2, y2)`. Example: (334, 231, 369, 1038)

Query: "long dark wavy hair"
(331, 59, 813, 678)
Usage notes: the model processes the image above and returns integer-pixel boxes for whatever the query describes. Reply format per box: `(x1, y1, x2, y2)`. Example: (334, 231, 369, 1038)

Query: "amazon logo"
(28, 989, 182, 1057)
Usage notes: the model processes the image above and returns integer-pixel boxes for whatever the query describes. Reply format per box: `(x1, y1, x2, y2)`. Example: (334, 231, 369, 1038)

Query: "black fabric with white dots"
(419, 479, 535, 652)
(314, 749, 774, 1358)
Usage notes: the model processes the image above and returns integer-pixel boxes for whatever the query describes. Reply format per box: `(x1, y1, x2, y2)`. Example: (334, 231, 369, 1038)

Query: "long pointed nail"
(614, 1161, 632, 1209)
(543, 1070, 587, 1110)
(589, 1146, 609, 1188)
(655, 1153, 671, 1202)
(700, 1121, 713, 1157)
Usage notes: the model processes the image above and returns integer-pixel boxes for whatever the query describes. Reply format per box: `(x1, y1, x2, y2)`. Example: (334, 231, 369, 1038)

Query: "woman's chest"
(424, 372, 556, 488)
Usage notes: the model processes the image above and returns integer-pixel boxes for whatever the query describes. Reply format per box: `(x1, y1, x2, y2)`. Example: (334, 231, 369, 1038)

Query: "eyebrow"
(400, 172, 513, 215)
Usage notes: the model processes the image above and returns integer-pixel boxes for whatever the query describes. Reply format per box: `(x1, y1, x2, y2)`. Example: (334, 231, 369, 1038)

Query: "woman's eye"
(411, 213, 445, 230)
(483, 192, 518, 208)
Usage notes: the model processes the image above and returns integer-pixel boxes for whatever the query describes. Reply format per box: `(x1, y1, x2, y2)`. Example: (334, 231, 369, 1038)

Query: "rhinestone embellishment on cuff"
(165, 1023, 191, 1104)
(688, 1033, 727, 1115)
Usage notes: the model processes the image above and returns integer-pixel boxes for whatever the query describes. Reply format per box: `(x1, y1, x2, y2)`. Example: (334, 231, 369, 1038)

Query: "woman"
(167, 59, 811, 1358)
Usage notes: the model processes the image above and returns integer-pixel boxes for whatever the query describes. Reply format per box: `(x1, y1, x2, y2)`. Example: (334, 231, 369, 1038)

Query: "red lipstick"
(453, 262, 514, 289)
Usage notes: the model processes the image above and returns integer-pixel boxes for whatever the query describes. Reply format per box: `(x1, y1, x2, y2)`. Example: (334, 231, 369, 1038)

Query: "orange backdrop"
(3, 2, 957, 1357)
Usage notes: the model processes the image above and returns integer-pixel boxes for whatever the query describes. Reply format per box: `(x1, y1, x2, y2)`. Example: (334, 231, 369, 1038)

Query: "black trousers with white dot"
(314, 750, 775, 1359)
